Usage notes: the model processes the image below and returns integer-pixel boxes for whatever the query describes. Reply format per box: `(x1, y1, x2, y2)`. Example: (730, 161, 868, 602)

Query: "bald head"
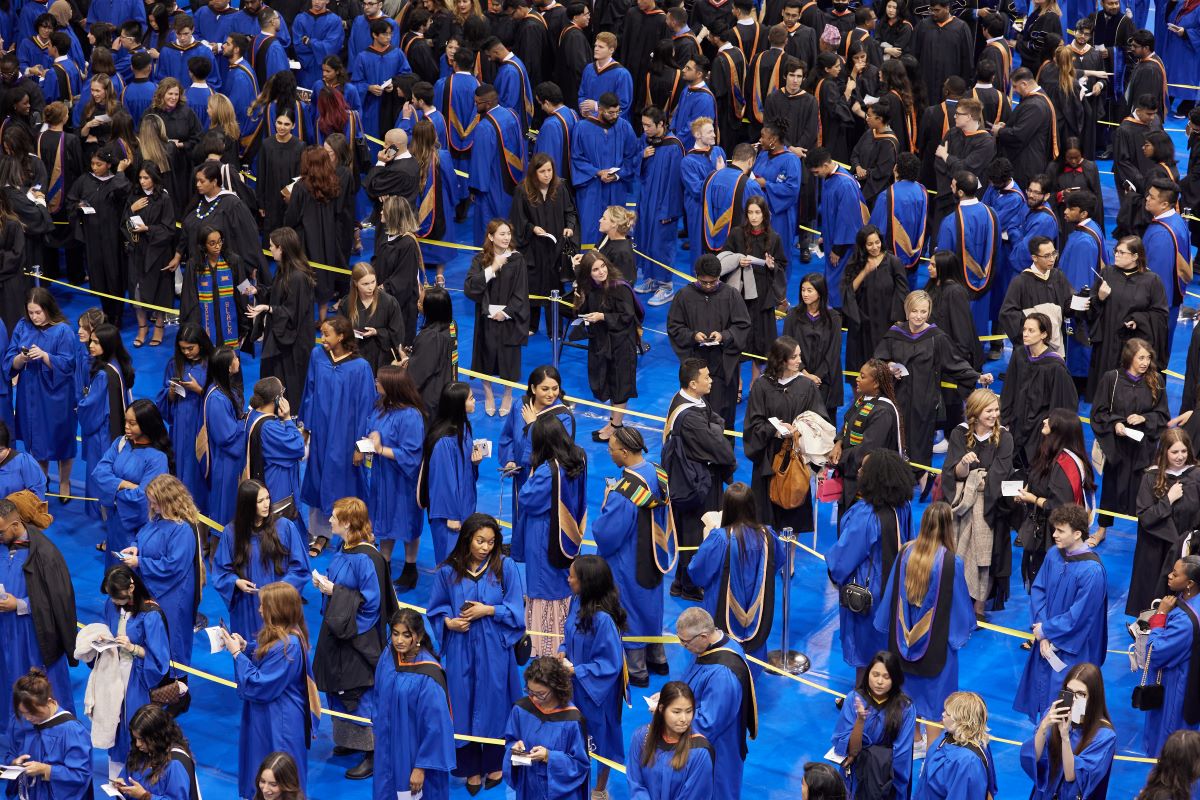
(384, 128, 409, 153)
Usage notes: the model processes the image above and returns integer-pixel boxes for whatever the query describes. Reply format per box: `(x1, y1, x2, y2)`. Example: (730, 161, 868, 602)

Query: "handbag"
(1131, 644, 1165, 710)
(839, 510, 901, 616)
(514, 634, 533, 666)
(816, 465, 843, 503)
(769, 431, 812, 509)
(1091, 376, 1119, 474)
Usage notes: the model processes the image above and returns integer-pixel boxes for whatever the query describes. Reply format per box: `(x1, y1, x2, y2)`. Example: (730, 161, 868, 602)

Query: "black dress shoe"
(680, 587, 704, 602)
(647, 661, 670, 675)
(628, 674, 650, 688)
(485, 776, 504, 790)
(466, 782, 482, 796)
(393, 562, 418, 591)
(345, 753, 373, 780)
(669, 582, 683, 598)
(332, 746, 357, 756)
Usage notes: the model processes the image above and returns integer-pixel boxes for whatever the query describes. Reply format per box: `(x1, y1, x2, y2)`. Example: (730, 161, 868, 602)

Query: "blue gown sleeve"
(545, 720, 592, 797)
(680, 742, 715, 800)
(590, 492, 636, 558)
(210, 525, 239, 606)
(235, 637, 303, 702)
(19, 457, 46, 499)
(1147, 607, 1196, 667)
(425, 566, 456, 647)
(498, 410, 519, 465)
(625, 728, 653, 800)
(124, 759, 192, 800)
(383, 409, 423, 479)
(569, 612, 623, 707)
(412, 675, 456, 771)
(428, 437, 468, 521)
(140, 609, 173, 685)
(90, 440, 125, 506)
(825, 510, 875, 584)
(137, 521, 193, 588)
(350, 554, 380, 635)
(516, 465, 553, 515)
(947, 556, 977, 650)
(277, 519, 312, 593)
(893, 701, 916, 799)
(48, 722, 93, 798)
(495, 558, 526, 634)
(78, 371, 110, 435)
(830, 689, 861, 755)
(687, 529, 729, 590)
(1039, 564, 1106, 657)
(1068, 726, 1117, 798)
(692, 666, 741, 741)
(206, 391, 243, 455)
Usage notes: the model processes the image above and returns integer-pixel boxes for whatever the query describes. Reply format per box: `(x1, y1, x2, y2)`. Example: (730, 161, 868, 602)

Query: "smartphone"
(19, 347, 29, 356)
(460, 601, 475, 613)
(510, 745, 527, 756)
(1056, 688, 1075, 712)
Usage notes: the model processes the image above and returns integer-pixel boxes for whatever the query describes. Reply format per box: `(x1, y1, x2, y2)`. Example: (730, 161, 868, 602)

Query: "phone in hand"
(460, 601, 476, 613)
(1055, 688, 1075, 714)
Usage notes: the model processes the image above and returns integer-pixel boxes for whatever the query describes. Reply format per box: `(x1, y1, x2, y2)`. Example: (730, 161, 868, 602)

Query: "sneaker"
(932, 437, 949, 454)
(648, 285, 676, 306)
(913, 733, 928, 761)
(633, 278, 656, 294)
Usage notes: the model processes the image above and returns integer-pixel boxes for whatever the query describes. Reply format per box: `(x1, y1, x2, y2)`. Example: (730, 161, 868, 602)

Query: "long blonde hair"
(137, 114, 171, 173)
(964, 388, 1001, 448)
(145, 474, 199, 524)
(904, 502, 956, 606)
(256, 582, 309, 654)
(346, 262, 379, 327)
(208, 93, 240, 140)
(944, 691, 990, 747)
(1053, 45, 1075, 97)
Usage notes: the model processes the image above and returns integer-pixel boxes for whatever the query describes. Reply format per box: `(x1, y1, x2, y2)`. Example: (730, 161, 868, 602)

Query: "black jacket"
(24, 529, 79, 668)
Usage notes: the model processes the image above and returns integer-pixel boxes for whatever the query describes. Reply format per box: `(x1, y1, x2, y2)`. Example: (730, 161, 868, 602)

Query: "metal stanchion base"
(766, 649, 811, 675)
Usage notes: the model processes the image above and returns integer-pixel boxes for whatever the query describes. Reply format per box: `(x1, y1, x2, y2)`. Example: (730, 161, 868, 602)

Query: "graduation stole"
(695, 645, 758, 757)
(52, 61, 76, 105)
(1073, 221, 1106, 276)
(813, 78, 828, 145)
(749, 50, 782, 124)
(715, 526, 776, 653)
(846, 397, 875, 447)
(645, 69, 682, 118)
(417, 159, 439, 236)
(986, 39, 1012, 94)
(1025, 91, 1059, 159)
(938, 100, 954, 140)
(483, 110, 524, 190)
(886, 184, 924, 269)
(102, 362, 129, 443)
(1055, 450, 1086, 506)
(36, 130, 65, 213)
(888, 546, 956, 676)
(718, 50, 746, 119)
(443, 74, 478, 156)
(954, 204, 998, 294)
(702, 170, 749, 250)
(1141, 55, 1169, 111)
(501, 59, 535, 123)
(736, 22, 761, 62)
(551, 110, 573, 183)
(1151, 217, 1194, 300)
(548, 460, 587, 568)
(196, 258, 239, 347)
(888, 89, 916, 151)
(841, 28, 868, 61)
(829, 170, 871, 225)
(612, 464, 677, 587)
(971, 86, 1005, 128)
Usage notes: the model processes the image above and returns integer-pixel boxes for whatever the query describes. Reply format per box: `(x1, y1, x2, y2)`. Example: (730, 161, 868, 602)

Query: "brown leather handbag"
(769, 431, 812, 509)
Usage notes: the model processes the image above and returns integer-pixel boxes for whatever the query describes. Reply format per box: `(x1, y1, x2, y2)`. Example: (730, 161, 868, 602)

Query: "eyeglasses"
(677, 631, 709, 647)
(1114, 248, 1133, 255)
(525, 686, 551, 703)
(1034, 251, 1057, 259)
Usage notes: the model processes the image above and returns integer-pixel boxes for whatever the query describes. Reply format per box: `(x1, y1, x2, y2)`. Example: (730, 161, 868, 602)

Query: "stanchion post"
(550, 289, 562, 369)
(768, 527, 810, 675)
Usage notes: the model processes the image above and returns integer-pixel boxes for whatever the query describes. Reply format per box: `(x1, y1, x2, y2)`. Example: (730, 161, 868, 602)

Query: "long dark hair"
(1031, 407, 1095, 494)
(522, 364, 566, 410)
(844, 224, 885, 284)
(444, 512, 505, 582)
(529, 414, 585, 479)
(717, 482, 771, 569)
(128, 399, 174, 474)
(1121, 336, 1162, 403)
(170, 324, 214, 379)
(926, 249, 967, 288)
(268, 227, 316, 295)
(376, 363, 427, 416)
(252, 752, 303, 800)
(854, 651, 911, 745)
(763, 335, 800, 381)
(1138, 730, 1200, 799)
(231, 479, 289, 576)
(89, 323, 134, 386)
(25, 286, 66, 325)
(205, 346, 245, 420)
(1048, 662, 1112, 781)
(101, 564, 156, 614)
(642, 681, 699, 770)
(420, 286, 453, 327)
(858, 449, 914, 508)
(126, 705, 191, 786)
(570, 554, 627, 633)
(424, 380, 471, 450)
(795, 271, 831, 322)
(389, 607, 436, 656)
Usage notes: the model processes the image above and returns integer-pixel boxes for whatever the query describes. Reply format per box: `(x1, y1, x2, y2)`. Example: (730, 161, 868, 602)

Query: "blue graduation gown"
(468, 105, 527, 241)
(982, 183, 1028, 316)
(0, 320, 11, 434)
(212, 519, 310, 639)
(363, 407, 423, 542)
(752, 149, 802, 268)
(499, 404, 574, 561)
(534, 108, 580, 181)
(560, 604, 625, 762)
(1144, 210, 1191, 311)
(1162, 4, 1200, 102)
(157, 359, 208, 510)
(4, 710, 92, 800)
(591, 460, 667, 646)
(352, 46, 411, 137)
(292, 10, 344, 89)
(122, 759, 193, 800)
(425, 434, 478, 562)
(1058, 219, 1109, 376)
(5, 320, 77, 461)
(299, 348, 375, 517)
(133, 518, 198, 667)
(626, 726, 715, 800)
(1020, 724, 1116, 800)
(122, 78, 158, 127)
(155, 41, 219, 90)
(38, 58, 82, 104)
(687, 525, 786, 665)
(517, 461, 585, 600)
(185, 85, 215, 128)
(102, 600, 171, 763)
(347, 15, 399, 70)
(88, 0, 145, 25)
(914, 733, 998, 800)
(373, 651, 456, 800)
(831, 689, 916, 800)
(18, 36, 54, 73)
(681, 636, 752, 800)
(245, 411, 306, 522)
(570, 116, 640, 244)
(872, 545, 975, 719)
(0, 544, 75, 720)
(234, 634, 313, 800)
(193, 7, 240, 60)
(1011, 203, 1060, 275)
(426, 559, 525, 744)
(495, 55, 534, 131)
(0, 451, 47, 498)
(826, 501, 913, 668)
(78, 364, 130, 511)
(1141, 594, 1200, 755)
(637, 135, 685, 279)
(935, 200, 1001, 332)
(578, 61, 633, 120)
(202, 387, 244, 526)
(702, 165, 766, 253)
(92, 438, 169, 562)
(434, 71, 480, 185)
(682, 147, 726, 269)
(322, 548, 384, 723)
(670, 84, 717, 150)
(224, 60, 260, 139)
(1014, 546, 1109, 720)
(818, 168, 868, 307)
(502, 699, 590, 800)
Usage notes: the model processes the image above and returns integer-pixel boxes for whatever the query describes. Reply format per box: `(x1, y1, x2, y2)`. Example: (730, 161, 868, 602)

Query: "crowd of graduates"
(7, 0, 1200, 796)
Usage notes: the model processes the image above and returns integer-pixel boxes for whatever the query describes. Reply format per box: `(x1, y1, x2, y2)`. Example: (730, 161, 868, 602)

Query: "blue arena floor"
(23, 124, 1199, 798)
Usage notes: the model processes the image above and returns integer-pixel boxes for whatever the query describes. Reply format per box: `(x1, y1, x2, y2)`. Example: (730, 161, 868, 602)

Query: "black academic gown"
(722, 225, 786, 359)
(67, 171, 131, 317)
(463, 252, 530, 381)
(576, 282, 640, 405)
(24, 529, 80, 670)
(122, 188, 178, 310)
(337, 292, 406, 374)
(940, 424, 1016, 608)
(283, 179, 348, 304)
(36, 128, 84, 252)
(598, 238, 636, 285)
(917, 100, 955, 190)
(929, 278, 984, 432)
(619, 7, 667, 111)
(179, 252, 253, 348)
(997, 267, 1074, 347)
(373, 231, 423, 346)
(841, 253, 907, 376)
(743, 373, 827, 532)
(815, 76, 853, 163)
(258, 268, 316, 409)
(1085, 266, 1169, 399)
(874, 324, 980, 469)
(1091, 368, 1169, 523)
(850, 129, 899, 208)
(556, 25, 590, 109)
(666, 282, 751, 429)
(913, 15, 974, 102)
(1038, 64, 1084, 160)
(837, 392, 905, 511)
(510, 183, 579, 298)
(1180, 323, 1200, 416)
(155, 104, 203, 219)
(996, 91, 1056, 192)
(1128, 466, 1200, 615)
(934, 129, 994, 220)
(1050, 162, 1105, 231)
(256, 136, 304, 236)
(0, 218, 25, 334)
(407, 322, 456, 417)
(999, 345, 1078, 466)
(783, 306, 845, 418)
(177, 192, 266, 278)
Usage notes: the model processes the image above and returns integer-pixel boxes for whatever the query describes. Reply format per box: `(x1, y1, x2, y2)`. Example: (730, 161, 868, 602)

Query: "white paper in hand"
(535, 230, 557, 243)
(823, 747, 846, 765)
(473, 439, 493, 458)
(1044, 643, 1068, 672)
(768, 416, 790, 436)
(356, 438, 375, 453)
(488, 304, 506, 317)
(510, 753, 533, 766)
(889, 361, 910, 377)
(237, 279, 254, 295)
(1070, 294, 1090, 311)
(701, 510, 722, 537)
(395, 791, 424, 800)
(644, 691, 661, 711)
(204, 626, 225, 655)
(1001, 481, 1023, 497)
(100, 784, 123, 798)
(0, 766, 25, 780)
(128, 215, 145, 229)
(1124, 428, 1146, 442)
(81, 204, 96, 215)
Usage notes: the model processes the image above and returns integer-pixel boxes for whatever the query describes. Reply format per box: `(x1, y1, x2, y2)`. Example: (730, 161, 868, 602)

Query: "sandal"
(133, 325, 148, 347)
(149, 324, 164, 346)
(436, 274, 446, 287)
(484, 398, 496, 417)
(499, 397, 513, 417)
(1086, 531, 1106, 548)
(308, 536, 329, 558)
